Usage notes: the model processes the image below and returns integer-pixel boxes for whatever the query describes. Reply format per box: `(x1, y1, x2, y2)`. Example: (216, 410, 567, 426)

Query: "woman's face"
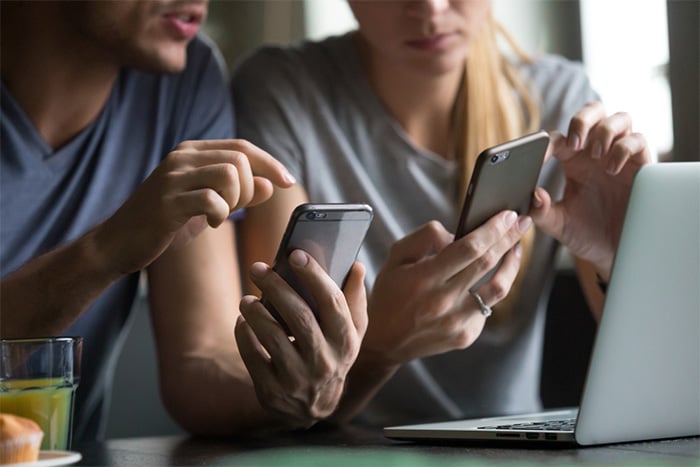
(348, 0, 491, 77)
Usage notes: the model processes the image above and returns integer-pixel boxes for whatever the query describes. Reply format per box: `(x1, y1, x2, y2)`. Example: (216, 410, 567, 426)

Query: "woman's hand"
(531, 102, 652, 280)
(235, 251, 367, 429)
(361, 212, 531, 369)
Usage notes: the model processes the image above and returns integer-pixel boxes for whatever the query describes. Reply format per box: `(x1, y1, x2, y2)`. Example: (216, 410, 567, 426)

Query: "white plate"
(2, 450, 82, 467)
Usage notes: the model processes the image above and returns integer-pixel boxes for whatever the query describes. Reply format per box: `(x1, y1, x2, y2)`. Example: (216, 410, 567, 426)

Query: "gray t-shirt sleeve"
(523, 54, 601, 133)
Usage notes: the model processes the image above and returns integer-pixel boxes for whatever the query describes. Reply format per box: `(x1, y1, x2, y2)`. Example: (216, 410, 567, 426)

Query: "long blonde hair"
(452, 16, 541, 325)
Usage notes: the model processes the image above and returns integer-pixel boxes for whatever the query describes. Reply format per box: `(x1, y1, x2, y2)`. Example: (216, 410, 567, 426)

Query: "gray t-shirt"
(232, 32, 598, 426)
(1, 36, 234, 440)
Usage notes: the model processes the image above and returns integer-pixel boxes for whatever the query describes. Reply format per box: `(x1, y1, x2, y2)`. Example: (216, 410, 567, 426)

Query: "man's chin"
(132, 47, 188, 74)
(154, 54, 188, 74)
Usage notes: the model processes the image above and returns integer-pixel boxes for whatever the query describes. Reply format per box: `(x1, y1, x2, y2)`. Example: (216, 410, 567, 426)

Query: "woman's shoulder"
(517, 54, 592, 94)
(514, 54, 600, 132)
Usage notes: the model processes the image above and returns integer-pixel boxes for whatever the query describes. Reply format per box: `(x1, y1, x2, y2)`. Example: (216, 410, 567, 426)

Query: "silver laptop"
(384, 162, 700, 446)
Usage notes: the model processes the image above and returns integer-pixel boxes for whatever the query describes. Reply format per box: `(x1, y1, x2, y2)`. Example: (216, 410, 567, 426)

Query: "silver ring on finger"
(472, 291, 492, 318)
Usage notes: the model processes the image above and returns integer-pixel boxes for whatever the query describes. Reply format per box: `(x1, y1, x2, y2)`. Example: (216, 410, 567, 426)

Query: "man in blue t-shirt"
(1, 0, 368, 440)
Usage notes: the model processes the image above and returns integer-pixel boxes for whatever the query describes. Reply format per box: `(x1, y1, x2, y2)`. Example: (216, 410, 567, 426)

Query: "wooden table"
(75, 424, 699, 466)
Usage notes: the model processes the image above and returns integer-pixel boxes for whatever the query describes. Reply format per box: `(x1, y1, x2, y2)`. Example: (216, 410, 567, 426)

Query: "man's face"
(64, 0, 208, 73)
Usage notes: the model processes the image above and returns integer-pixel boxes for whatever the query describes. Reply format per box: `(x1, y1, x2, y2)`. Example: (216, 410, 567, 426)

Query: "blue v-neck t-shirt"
(1, 36, 234, 441)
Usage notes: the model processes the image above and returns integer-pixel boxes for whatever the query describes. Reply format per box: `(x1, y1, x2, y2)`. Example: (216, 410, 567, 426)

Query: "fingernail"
(606, 159, 617, 174)
(289, 249, 308, 267)
(514, 243, 523, 259)
(518, 216, 532, 233)
(284, 172, 297, 184)
(249, 262, 269, 279)
(568, 134, 580, 150)
(592, 142, 602, 160)
(504, 211, 517, 229)
(240, 295, 257, 307)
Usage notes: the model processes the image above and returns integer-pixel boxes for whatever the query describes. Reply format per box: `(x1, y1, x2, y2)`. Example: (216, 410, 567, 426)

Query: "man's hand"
(97, 139, 295, 275)
(235, 252, 367, 429)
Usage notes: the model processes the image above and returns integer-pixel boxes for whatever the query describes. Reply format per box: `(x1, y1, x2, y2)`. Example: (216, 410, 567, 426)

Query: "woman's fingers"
(566, 101, 607, 151)
(439, 211, 527, 284)
(605, 132, 652, 174)
(384, 221, 454, 269)
(529, 187, 562, 240)
(470, 243, 523, 312)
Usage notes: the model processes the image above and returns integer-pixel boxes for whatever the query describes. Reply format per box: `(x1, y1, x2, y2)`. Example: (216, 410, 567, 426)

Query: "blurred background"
(106, 0, 699, 438)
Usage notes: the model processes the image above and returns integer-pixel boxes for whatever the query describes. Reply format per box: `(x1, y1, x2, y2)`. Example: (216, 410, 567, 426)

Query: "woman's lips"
(405, 33, 455, 51)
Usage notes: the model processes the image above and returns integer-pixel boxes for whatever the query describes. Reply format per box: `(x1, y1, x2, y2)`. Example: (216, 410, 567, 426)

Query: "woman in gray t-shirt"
(231, 0, 651, 427)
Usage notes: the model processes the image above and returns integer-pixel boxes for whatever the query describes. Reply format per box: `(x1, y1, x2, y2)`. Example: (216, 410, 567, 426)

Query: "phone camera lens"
(489, 151, 510, 165)
(306, 212, 327, 220)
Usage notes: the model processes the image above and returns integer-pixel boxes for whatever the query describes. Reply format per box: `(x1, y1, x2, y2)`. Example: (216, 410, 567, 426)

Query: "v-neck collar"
(1, 78, 118, 171)
(334, 33, 456, 170)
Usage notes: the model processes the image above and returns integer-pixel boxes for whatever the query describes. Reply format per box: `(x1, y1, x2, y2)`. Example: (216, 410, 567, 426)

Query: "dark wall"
(667, 0, 700, 162)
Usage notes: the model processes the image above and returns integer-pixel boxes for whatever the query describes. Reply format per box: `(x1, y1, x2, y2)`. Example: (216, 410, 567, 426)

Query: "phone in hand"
(454, 130, 549, 286)
(262, 203, 374, 334)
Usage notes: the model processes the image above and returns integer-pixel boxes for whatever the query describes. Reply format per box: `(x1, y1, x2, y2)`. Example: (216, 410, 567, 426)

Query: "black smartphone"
(262, 203, 374, 334)
(455, 130, 549, 239)
(454, 130, 549, 288)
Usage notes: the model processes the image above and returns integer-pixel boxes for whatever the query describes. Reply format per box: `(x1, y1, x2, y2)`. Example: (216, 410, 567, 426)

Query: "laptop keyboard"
(477, 418, 576, 431)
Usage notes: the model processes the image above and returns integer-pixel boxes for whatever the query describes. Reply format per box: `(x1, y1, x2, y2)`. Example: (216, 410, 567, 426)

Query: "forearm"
(0, 227, 121, 337)
(159, 349, 288, 436)
(330, 348, 400, 424)
(148, 223, 293, 436)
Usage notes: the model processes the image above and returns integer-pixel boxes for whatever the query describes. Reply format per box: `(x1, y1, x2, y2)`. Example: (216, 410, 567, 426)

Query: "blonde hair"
(452, 16, 541, 326)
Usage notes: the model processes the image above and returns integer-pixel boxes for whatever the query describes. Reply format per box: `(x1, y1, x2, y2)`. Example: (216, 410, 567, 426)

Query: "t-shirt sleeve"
(527, 56, 600, 201)
(229, 48, 307, 182)
(526, 55, 601, 134)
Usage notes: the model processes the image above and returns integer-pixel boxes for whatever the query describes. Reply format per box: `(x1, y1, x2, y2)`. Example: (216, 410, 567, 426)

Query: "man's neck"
(1, 2, 119, 150)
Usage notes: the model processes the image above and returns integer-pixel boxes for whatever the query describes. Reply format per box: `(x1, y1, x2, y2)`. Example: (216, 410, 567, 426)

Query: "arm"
(147, 183, 313, 435)
(530, 102, 652, 320)
(332, 212, 533, 422)
(147, 221, 275, 434)
(0, 229, 121, 338)
(1, 139, 294, 339)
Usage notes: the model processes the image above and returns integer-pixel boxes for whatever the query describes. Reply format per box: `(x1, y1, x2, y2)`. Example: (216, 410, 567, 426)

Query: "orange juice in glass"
(0, 337, 82, 451)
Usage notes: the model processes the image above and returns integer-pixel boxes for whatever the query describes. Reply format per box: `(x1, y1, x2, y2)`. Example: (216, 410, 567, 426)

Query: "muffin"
(0, 413, 44, 464)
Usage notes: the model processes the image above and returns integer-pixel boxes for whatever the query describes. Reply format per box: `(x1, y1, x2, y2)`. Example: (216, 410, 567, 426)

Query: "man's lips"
(162, 8, 204, 39)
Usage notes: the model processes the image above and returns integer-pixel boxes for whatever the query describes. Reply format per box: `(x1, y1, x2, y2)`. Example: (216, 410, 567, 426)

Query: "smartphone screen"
(263, 203, 374, 333)
(455, 130, 549, 239)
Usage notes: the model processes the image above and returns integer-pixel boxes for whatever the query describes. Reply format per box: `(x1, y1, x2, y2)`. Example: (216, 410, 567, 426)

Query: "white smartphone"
(454, 130, 549, 286)
(262, 203, 374, 334)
